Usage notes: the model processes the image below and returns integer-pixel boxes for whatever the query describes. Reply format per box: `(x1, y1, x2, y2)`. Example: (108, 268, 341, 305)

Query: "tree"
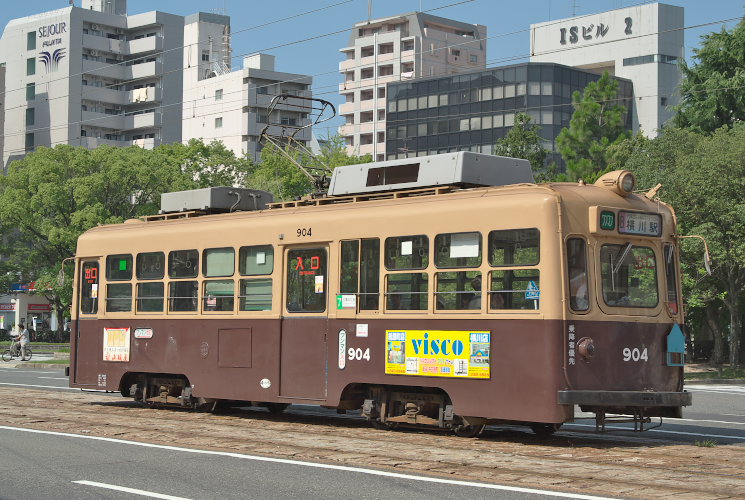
(556, 71, 630, 181)
(493, 113, 549, 178)
(0, 140, 245, 334)
(249, 135, 371, 201)
(626, 125, 745, 368)
(674, 15, 745, 134)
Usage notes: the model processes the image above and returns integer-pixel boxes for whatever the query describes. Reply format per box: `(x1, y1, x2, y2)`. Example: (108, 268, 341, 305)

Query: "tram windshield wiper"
(612, 242, 633, 275)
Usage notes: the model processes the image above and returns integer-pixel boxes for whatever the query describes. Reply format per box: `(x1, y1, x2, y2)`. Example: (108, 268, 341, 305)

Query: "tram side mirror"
(57, 268, 65, 286)
(704, 249, 712, 276)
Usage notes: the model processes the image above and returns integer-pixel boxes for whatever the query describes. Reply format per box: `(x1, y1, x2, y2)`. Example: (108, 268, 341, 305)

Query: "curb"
(684, 378, 745, 385)
(12, 362, 68, 370)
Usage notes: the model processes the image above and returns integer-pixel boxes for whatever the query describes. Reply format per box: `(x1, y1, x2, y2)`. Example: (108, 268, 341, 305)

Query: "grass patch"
(685, 366, 745, 380)
(694, 440, 717, 447)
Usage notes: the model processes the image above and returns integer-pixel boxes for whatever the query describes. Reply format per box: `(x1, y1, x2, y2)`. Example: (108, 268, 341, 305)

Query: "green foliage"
(626, 125, 745, 367)
(493, 113, 548, 173)
(674, 15, 745, 133)
(694, 440, 717, 448)
(0, 140, 249, 331)
(249, 135, 371, 201)
(556, 72, 630, 181)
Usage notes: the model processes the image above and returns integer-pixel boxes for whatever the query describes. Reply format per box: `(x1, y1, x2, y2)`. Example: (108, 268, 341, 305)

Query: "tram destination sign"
(618, 211, 662, 237)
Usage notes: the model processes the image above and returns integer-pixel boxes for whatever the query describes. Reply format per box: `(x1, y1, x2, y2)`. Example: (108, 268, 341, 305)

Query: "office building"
(181, 13, 312, 162)
(0, 0, 184, 167)
(385, 63, 633, 167)
(338, 12, 486, 161)
(530, 3, 683, 136)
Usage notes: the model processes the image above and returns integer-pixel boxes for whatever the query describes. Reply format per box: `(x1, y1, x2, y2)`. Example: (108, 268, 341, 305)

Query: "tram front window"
(600, 244, 658, 308)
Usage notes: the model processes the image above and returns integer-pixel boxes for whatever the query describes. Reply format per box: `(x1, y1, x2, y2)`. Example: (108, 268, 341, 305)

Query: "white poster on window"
(256, 251, 266, 265)
(450, 233, 479, 258)
(401, 241, 413, 256)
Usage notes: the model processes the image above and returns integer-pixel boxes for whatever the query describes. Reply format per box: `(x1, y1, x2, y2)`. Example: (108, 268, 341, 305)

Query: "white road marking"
(37, 377, 69, 380)
(73, 480, 192, 500)
(566, 423, 745, 440)
(3, 426, 616, 500)
(686, 385, 745, 395)
(0, 382, 79, 390)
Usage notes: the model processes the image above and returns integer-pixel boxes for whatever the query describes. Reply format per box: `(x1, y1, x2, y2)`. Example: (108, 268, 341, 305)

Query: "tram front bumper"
(558, 390, 692, 408)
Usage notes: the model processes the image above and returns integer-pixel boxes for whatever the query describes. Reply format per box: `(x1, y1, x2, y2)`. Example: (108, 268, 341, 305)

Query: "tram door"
(73, 260, 100, 386)
(279, 247, 328, 399)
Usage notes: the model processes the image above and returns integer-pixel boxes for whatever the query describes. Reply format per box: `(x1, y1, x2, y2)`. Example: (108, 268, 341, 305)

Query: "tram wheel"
(452, 423, 485, 438)
(370, 418, 398, 431)
(530, 423, 562, 437)
(262, 402, 289, 414)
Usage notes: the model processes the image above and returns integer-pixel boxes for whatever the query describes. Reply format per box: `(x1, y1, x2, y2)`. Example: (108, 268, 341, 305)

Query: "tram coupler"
(594, 409, 652, 432)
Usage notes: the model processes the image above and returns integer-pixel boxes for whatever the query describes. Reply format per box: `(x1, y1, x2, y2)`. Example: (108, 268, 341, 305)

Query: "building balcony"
(80, 136, 126, 148)
(81, 110, 161, 131)
(339, 102, 356, 115)
(82, 60, 161, 80)
(131, 137, 159, 149)
(83, 85, 161, 106)
(82, 34, 125, 54)
(339, 59, 357, 71)
(127, 36, 163, 55)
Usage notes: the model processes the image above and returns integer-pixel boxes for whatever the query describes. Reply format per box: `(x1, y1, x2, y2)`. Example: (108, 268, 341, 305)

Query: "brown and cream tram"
(70, 152, 691, 436)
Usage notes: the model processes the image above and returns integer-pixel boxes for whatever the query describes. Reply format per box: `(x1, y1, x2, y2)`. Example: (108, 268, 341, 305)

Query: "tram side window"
(567, 238, 589, 311)
(137, 283, 164, 312)
(488, 229, 539, 266)
(385, 235, 428, 270)
(203, 247, 235, 277)
(106, 254, 132, 280)
(489, 270, 540, 310)
(435, 232, 481, 268)
(340, 239, 380, 310)
(169, 249, 199, 278)
(600, 244, 658, 308)
(239, 245, 274, 275)
(203, 280, 234, 312)
(168, 281, 198, 312)
(80, 262, 99, 314)
(664, 244, 679, 314)
(136, 252, 165, 280)
(436, 271, 481, 310)
(239, 278, 272, 311)
(286, 248, 327, 313)
(106, 283, 132, 312)
(386, 273, 428, 310)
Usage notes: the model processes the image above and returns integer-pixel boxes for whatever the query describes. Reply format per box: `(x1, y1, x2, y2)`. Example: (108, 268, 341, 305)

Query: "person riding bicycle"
(18, 325, 29, 356)
(10, 325, 29, 357)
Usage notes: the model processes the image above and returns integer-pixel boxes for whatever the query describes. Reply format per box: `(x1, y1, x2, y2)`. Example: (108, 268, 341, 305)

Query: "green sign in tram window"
(119, 259, 128, 271)
(600, 211, 616, 231)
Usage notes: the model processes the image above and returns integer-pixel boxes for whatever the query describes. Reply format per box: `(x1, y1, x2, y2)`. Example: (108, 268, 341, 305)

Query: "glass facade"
(385, 63, 633, 171)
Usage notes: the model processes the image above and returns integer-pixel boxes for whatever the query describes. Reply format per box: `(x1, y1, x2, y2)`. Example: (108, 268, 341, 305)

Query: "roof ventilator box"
(160, 187, 274, 214)
(327, 152, 534, 196)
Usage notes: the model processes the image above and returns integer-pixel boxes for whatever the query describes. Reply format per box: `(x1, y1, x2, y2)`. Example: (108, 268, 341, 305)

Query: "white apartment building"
(0, 0, 184, 167)
(181, 12, 313, 162)
(0, 66, 5, 169)
(530, 2, 683, 136)
(339, 12, 486, 160)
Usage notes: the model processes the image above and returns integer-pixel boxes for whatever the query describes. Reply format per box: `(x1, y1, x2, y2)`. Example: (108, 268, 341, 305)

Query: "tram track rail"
(1, 387, 744, 499)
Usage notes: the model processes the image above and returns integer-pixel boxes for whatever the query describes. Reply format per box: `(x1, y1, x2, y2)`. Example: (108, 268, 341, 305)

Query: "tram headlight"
(577, 337, 595, 361)
(593, 170, 636, 197)
(620, 172, 636, 194)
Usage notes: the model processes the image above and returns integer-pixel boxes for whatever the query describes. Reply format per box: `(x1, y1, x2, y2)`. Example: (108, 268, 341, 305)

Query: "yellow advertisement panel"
(385, 330, 490, 379)
(103, 327, 130, 362)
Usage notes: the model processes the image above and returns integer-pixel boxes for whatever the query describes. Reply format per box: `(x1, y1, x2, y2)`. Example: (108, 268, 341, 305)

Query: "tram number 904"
(622, 347, 648, 362)
(348, 347, 371, 361)
(297, 228, 312, 237)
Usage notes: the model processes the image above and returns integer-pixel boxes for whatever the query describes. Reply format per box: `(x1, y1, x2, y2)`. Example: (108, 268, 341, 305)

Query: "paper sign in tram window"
(449, 233, 479, 258)
(314, 275, 324, 293)
(256, 252, 266, 265)
(401, 241, 413, 256)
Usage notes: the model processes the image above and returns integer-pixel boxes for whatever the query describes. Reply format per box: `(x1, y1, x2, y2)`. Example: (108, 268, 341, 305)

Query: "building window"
(26, 31, 36, 51)
(25, 108, 34, 126)
(24, 133, 34, 152)
(469, 54, 478, 64)
(215, 117, 223, 128)
(26, 57, 35, 76)
(201, 50, 209, 62)
(215, 89, 223, 101)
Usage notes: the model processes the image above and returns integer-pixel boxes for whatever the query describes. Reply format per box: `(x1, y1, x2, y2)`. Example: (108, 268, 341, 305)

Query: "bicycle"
(2, 341, 32, 362)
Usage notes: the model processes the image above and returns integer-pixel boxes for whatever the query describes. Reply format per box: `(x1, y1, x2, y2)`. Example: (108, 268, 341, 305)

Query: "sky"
(1, 0, 743, 136)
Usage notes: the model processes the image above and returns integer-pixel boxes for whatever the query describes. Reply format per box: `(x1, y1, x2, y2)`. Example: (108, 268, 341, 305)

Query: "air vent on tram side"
(327, 152, 534, 196)
(160, 187, 274, 215)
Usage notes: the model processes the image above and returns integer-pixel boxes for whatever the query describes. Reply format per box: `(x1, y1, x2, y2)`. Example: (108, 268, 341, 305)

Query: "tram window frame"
(169, 249, 199, 279)
(488, 269, 541, 310)
(664, 244, 680, 315)
(239, 245, 274, 276)
(488, 229, 540, 267)
(286, 248, 327, 313)
(435, 232, 482, 269)
(385, 235, 428, 270)
(435, 271, 482, 310)
(136, 252, 165, 280)
(203, 279, 235, 312)
(106, 283, 132, 312)
(340, 238, 380, 310)
(80, 261, 99, 315)
(600, 244, 659, 308)
(136, 282, 164, 312)
(106, 254, 133, 281)
(168, 281, 198, 312)
(566, 238, 590, 312)
(239, 278, 272, 311)
(203, 247, 235, 278)
(385, 272, 428, 311)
